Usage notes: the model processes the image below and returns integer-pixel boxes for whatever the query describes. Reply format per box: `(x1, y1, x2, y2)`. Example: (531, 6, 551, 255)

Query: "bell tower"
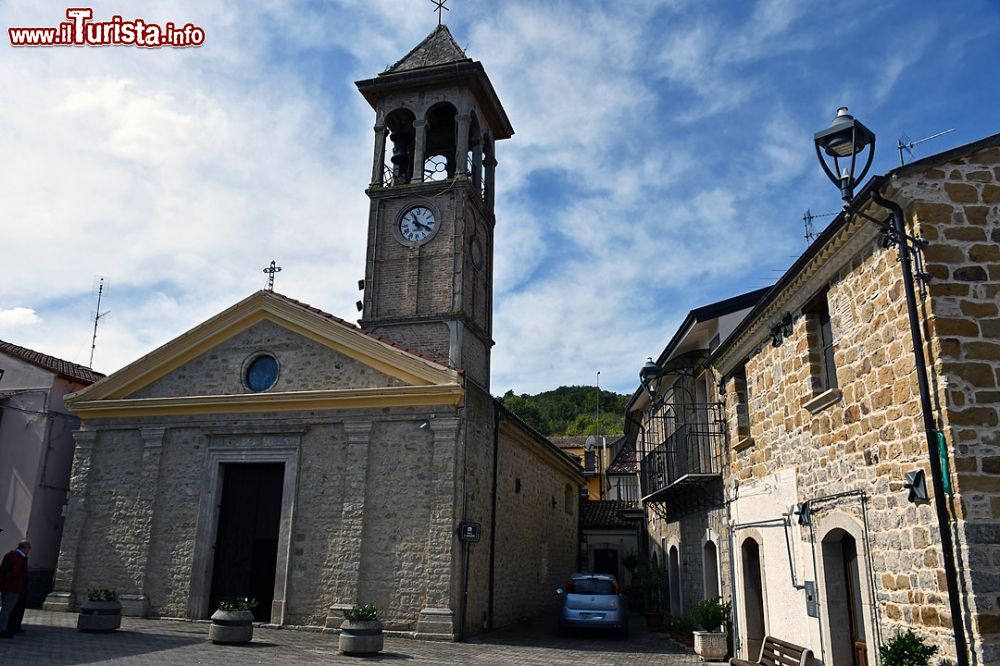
(355, 25, 513, 389)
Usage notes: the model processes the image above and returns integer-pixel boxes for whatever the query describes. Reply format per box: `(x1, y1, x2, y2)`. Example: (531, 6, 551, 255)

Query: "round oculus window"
(246, 354, 278, 392)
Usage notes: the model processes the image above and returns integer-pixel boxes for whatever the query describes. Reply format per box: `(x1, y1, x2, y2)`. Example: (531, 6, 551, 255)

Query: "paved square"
(0, 610, 701, 665)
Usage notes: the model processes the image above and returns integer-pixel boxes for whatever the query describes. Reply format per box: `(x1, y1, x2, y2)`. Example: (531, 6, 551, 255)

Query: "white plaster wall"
(730, 467, 824, 661)
(0, 353, 83, 570)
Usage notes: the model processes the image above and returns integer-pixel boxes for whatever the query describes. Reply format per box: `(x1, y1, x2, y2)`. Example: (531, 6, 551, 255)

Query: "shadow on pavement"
(3, 624, 205, 665)
(466, 616, 692, 655)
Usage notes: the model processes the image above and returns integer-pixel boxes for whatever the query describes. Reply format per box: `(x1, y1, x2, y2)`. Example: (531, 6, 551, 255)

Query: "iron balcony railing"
(639, 412, 725, 500)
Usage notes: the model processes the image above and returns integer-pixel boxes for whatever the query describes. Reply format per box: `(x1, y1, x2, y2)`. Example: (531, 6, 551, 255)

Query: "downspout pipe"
(869, 188, 969, 664)
(486, 400, 501, 632)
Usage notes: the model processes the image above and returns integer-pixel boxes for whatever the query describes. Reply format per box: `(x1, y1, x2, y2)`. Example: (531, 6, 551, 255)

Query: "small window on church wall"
(246, 354, 278, 392)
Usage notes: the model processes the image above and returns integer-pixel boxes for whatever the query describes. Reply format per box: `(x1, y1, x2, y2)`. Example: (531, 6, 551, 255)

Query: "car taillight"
(612, 580, 620, 594)
(564, 581, 575, 592)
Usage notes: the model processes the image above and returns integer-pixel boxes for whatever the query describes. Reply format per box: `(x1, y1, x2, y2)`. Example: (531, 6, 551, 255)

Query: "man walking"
(0, 540, 30, 638)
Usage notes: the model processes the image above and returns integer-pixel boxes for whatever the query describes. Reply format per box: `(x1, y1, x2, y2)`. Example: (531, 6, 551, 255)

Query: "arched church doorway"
(209, 463, 285, 621)
(741, 537, 766, 657)
(822, 530, 868, 666)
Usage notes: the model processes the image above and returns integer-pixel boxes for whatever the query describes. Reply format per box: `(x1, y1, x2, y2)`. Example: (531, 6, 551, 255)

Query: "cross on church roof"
(431, 0, 449, 26)
(263, 260, 282, 291)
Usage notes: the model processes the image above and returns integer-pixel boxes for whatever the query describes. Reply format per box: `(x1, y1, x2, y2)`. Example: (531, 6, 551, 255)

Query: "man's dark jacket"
(0, 550, 28, 593)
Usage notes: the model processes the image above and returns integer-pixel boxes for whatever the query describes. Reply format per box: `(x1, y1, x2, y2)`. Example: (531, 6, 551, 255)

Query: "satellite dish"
(585, 435, 596, 451)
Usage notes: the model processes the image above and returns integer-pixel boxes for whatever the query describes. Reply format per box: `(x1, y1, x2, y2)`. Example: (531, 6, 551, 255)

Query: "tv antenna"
(89, 277, 110, 368)
(897, 128, 955, 166)
(802, 209, 836, 244)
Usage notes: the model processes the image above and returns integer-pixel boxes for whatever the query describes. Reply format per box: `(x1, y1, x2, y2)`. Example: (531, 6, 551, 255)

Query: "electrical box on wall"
(805, 580, 819, 618)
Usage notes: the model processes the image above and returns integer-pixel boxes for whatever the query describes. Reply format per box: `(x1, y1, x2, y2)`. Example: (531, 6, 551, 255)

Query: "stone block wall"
(492, 419, 580, 629)
(717, 144, 999, 662)
(896, 145, 1000, 662)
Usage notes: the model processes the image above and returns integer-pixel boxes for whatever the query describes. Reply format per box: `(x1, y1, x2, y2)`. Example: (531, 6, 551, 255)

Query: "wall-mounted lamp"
(795, 501, 812, 526)
(356, 301, 364, 312)
(770, 313, 793, 347)
(904, 469, 929, 502)
(813, 106, 876, 202)
(358, 279, 365, 290)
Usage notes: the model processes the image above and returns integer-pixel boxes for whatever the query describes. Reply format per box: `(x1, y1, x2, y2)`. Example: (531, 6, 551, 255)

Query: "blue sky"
(1, 0, 998, 395)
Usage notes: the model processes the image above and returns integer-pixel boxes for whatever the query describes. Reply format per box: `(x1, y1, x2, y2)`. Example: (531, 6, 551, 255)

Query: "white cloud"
(0, 308, 41, 330)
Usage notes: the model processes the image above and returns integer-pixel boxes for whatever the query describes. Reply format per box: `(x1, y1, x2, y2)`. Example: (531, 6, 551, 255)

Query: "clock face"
(399, 206, 437, 243)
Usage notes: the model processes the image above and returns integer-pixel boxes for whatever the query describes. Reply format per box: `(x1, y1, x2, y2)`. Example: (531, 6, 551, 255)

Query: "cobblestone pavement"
(0, 610, 700, 665)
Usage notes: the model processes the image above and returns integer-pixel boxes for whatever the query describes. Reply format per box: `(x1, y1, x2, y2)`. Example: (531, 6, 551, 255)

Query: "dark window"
(584, 450, 596, 473)
(571, 578, 615, 595)
(733, 363, 751, 440)
(246, 355, 278, 392)
(804, 291, 837, 392)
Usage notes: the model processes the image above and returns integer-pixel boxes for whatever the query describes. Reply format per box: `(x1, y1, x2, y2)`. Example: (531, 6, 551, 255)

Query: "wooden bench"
(731, 636, 813, 666)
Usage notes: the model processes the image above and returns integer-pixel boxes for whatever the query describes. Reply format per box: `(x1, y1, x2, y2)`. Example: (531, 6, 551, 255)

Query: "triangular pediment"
(67, 291, 462, 418)
(386, 24, 470, 74)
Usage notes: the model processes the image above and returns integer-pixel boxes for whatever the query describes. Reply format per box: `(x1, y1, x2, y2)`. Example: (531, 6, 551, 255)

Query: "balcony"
(639, 406, 725, 505)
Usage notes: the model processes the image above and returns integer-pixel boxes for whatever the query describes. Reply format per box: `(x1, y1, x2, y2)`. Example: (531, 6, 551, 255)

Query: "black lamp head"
(814, 107, 877, 202)
(639, 357, 664, 399)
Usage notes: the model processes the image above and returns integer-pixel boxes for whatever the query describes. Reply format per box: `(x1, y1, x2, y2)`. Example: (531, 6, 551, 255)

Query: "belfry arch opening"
(385, 108, 416, 185)
(424, 103, 458, 181)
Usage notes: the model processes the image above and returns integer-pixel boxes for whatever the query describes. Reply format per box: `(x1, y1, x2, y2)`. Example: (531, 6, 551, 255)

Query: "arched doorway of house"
(741, 537, 766, 658)
(703, 540, 720, 600)
(668, 545, 682, 614)
(822, 529, 868, 666)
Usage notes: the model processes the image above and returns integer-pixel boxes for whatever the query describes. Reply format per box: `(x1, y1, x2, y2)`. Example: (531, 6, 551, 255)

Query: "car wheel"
(618, 625, 630, 640)
(557, 622, 568, 638)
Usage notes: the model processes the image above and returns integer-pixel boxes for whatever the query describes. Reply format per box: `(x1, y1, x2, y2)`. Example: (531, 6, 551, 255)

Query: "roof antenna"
(802, 209, 836, 245)
(89, 277, 110, 368)
(897, 128, 956, 166)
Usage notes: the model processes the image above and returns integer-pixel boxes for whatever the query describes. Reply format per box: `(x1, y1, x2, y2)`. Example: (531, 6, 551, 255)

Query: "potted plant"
(690, 597, 731, 660)
(879, 628, 938, 666)
(662, 613, 695, 648)
(209, 597, 257, 644)
(339, 603, 383, 656)
(77, 589, 122, 632)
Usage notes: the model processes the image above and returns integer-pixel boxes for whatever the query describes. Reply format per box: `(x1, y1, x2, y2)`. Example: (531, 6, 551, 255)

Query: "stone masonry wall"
(720, 145, 999, 661)
(725, 232, 955, 658)
(896, 144, 1000, 662)
(492, 420, 580, 629)
(133, 319, 404, 398)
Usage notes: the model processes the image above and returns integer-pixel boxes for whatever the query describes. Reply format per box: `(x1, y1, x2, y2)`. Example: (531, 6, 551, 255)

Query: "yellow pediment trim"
(70, 291, 460, 405)
(70, 384, 465, 419)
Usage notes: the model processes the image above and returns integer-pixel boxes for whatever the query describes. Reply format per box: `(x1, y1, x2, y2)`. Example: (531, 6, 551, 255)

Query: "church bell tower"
(355, 25, 513, 389)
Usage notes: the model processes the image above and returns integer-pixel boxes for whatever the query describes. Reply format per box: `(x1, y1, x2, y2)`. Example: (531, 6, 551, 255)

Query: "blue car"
(556, 573, 630, 639)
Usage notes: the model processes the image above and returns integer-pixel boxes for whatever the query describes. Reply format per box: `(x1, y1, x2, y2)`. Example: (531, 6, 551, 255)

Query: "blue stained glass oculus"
(246, 355, 278, 392)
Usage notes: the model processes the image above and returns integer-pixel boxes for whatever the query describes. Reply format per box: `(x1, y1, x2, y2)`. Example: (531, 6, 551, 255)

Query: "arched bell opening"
(423, 103, 458, 182)
(468, 111, 483, 190)
(385, 108, 416, 185)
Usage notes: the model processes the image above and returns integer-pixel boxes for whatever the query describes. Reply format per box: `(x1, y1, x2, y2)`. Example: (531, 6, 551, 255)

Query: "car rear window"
(572, 578, 615, 594)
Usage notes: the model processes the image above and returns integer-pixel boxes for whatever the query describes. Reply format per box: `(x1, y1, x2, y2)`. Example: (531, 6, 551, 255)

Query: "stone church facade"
(43, 26, 583, 639)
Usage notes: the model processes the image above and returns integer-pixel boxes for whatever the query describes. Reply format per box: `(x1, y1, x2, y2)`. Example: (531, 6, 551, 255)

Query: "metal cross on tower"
(431, 0, 449, 25)
(263, 260, 282, 291)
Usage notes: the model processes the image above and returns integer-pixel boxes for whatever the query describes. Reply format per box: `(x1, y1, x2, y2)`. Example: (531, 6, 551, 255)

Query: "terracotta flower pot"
(209, 609, 254, 644)
(77, 599, 122, 632)
(339, 618, 384, 655)
(693, 630, 728, 661)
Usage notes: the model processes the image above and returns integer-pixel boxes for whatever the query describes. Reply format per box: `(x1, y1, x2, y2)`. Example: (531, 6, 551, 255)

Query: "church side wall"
(456, 386, 499, 636)
(492, 419, 581, 629)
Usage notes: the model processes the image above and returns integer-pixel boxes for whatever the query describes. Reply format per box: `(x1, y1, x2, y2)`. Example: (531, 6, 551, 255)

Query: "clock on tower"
(355, 24, 513, 389)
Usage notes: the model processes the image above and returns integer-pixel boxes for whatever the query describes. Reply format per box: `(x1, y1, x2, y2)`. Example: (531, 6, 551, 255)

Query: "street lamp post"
(814, 108, 969, 664)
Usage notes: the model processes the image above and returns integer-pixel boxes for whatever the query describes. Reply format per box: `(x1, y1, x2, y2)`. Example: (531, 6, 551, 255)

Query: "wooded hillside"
(498, 385, 630, 437)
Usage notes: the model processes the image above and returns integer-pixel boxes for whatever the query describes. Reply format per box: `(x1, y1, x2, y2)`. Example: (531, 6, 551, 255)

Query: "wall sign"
(458, 521, 481, 543)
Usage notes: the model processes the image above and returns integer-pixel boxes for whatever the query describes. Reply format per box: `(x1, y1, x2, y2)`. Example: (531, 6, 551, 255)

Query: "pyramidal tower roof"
(386, 24, 471, 74)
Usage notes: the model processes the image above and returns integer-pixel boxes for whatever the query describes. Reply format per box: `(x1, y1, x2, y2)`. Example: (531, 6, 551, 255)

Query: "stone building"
(43, 25, 584, 639)
(0, 341, 103, 605)
(630, 133, 999, 663)
(625, 288, 768, 619)
(710, 134, 1000, 664)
